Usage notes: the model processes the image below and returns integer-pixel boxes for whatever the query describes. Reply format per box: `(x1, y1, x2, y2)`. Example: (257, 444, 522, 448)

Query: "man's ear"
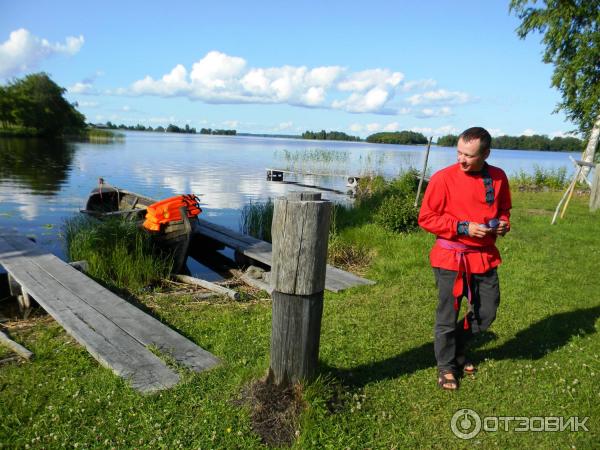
(483, 148, 491, 160)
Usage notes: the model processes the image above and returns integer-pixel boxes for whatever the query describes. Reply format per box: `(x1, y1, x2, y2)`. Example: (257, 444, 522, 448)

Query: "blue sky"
(0, 0, 576, 138)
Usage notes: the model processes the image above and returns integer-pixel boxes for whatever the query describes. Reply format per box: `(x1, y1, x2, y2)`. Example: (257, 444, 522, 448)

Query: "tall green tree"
(510, 0, 600, 165)
(1, 73, 86, 136)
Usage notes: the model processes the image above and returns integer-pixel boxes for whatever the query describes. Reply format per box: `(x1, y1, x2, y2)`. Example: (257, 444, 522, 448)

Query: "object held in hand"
(487, 218, 500, 229)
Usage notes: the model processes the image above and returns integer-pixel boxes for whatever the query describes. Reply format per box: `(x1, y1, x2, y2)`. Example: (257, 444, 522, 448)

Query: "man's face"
(457, 138, 489, 172)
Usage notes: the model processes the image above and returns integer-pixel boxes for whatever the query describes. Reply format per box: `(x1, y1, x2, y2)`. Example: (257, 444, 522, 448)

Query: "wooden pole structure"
(590, 164, 600, 212)
(560, 177, 578, 219)
(267, 191, 331, 386)
(173, 274, 239, 300)
(414, 136, 433, 207)
(0, 330, 33, 360)
(552, 166, 582, 225)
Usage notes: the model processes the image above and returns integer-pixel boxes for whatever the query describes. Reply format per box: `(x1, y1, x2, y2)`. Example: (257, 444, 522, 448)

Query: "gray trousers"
(433, 267, 500, 372)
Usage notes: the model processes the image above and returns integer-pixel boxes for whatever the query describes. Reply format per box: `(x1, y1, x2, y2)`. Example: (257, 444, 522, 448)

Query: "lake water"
(0, 132, 578, 269)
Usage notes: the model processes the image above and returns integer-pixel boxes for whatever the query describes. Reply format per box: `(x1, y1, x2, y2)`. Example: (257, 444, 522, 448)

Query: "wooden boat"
(81, 180, 200, 274)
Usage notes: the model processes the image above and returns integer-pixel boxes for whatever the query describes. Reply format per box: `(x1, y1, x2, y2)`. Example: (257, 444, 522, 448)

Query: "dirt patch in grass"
(523, 208, 553, 216)
(236, 379, 305, 447)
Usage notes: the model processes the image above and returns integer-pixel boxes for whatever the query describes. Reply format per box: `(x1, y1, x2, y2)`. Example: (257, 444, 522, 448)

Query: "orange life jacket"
(143, 194, 202, 231)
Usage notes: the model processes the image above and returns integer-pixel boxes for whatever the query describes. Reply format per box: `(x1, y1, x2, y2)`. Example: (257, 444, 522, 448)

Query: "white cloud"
(277, 121, 293, 130)
(122, 105, 131, 112)
(407, 89, 473, 106)
(549, 130, 579, 138)
(366, 123, 382, 132)
(417, 106, 453, 118)
(78, 101, 98, 107)
(223, 120, 239, 128)
(131, 64, 189, 97)
(401, 79, 437, 92)
(383, 122, 401, 132)
(307, 66, 344, 86)
(337, 69, 403, 92)
(411, 125, 459, 137)
(332, 87, 392, 113)
(521, 128, 536, 136)
(68, 82, 95, 94)
(114, 51, 474, 116)
(0, 28, 84, 78)
(302, 86, 326, 106)
(349, 122, 459, 137)
(190, 51, 246, 89)
(488, 128, 504, 137)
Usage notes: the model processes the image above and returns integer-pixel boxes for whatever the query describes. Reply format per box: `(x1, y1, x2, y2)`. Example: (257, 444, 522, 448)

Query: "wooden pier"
(266, 168, 363, 187)
(194, 218, 375, 292)
(0, 233, 219, 393)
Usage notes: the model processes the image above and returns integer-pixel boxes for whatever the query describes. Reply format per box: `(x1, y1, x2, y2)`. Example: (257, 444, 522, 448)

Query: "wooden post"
(415, 136, 433, 207)
(268, 191, 331, 386)
(590, 164, 600, 212)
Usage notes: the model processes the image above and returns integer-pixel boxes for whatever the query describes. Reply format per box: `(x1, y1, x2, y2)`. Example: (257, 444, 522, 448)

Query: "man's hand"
(495, 220, 510, 236)
(467, 222, 494, 238)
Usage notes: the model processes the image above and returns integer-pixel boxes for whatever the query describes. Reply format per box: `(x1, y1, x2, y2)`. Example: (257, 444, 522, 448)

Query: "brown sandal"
(463, 362, 477, 375)
(456, 354, 477, 375)
(438, 370, 458, 390)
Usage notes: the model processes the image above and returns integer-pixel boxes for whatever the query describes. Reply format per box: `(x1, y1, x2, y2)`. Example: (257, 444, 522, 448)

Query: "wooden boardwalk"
(0, 234, 219, 393)
(195, 218, 375, 292)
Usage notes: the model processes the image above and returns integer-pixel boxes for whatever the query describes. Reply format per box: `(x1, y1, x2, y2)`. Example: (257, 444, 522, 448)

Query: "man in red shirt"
(418, 127, 511, 390)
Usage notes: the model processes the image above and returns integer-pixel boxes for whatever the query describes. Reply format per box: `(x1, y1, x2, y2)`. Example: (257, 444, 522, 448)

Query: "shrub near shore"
(63, 216, 173, 292)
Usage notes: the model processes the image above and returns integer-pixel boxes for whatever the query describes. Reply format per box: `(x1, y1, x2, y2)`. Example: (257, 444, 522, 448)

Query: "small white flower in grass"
(572, 379, 579, 385)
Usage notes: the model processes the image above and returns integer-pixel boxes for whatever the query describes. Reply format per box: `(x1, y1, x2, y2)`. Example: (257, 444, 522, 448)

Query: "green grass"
(63, 216, 173, 292)
(240, 199, 274, 243)
(1, 191, 599, 448)
(510, 165, 570, 190)
(82, 128, 125, 142)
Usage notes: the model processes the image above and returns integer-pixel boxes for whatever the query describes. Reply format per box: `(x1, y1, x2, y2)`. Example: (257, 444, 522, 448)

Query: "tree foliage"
(200, 128, 236, 135)
(510, 0, 600, 134)
(302, 130, 361, 141)
(436, 135, 459, 147)
(366, 131, 428, 145)
(436, 133, 583, 151)
(0, 73, 86, 136)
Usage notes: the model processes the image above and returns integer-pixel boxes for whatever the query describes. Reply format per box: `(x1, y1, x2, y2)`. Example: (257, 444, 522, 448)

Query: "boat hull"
(82, 184, 197, 274)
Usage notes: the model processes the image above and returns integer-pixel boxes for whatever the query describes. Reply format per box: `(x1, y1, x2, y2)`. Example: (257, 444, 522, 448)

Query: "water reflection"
(0, 138, 75, 194)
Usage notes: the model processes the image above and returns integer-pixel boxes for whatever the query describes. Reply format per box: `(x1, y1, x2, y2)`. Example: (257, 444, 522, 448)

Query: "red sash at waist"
(435, 239, 494, 329)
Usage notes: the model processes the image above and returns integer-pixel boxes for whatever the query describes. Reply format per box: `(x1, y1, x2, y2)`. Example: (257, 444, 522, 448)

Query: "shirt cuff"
(457, 221, 469, 236)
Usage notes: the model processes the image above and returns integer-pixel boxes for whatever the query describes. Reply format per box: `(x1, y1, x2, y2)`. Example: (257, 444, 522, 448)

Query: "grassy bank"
(0, 126, 124, 142)
(1, 190, 599, 449)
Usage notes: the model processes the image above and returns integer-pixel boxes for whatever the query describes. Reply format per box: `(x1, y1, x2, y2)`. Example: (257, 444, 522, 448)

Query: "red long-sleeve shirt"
(418, 163, 512, 273)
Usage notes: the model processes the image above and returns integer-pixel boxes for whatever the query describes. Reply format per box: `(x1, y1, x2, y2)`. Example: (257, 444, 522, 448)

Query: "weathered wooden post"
(268, 191, 331, 386)
(590, 164, 600, 212)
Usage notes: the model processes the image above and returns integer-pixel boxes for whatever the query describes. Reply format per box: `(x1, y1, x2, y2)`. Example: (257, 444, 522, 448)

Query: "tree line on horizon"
(302, 130, 361, 141)
(437, 133, 584, 152)
(102, 122, 236, 136)
(366, 131, 429, 145)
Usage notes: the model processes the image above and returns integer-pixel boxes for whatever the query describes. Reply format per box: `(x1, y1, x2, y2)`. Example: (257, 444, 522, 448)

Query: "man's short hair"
(459, 127, 492, 153)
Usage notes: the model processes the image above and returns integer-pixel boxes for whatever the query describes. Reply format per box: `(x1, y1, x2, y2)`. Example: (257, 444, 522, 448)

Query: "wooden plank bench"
(0, 234, 219, 393)
(195, 218, 375, 292)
